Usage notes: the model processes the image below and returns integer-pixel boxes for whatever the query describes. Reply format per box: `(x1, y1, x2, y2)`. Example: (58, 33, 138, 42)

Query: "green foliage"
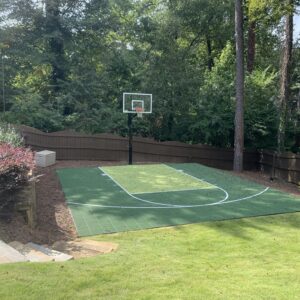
(3, 93, 64, 132)
(0, 122, 23, 147)
(248, 0, 288, 22)
(288, 45, 300, 153)
(244, 67, 278, 149)
(0, 0, 299, 152)
(191, 43, 235, 147)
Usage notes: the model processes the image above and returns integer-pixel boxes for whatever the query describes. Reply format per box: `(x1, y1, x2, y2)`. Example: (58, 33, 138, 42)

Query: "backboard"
(123, 93, 152, 114)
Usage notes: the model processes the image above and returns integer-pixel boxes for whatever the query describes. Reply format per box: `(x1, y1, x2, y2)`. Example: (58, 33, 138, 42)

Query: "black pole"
(2, 55, 5, 113)
(128, 113, 133, 165)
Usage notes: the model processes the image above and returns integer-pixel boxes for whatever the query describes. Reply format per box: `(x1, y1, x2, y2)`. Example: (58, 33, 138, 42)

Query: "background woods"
(0, 0, 300, 153)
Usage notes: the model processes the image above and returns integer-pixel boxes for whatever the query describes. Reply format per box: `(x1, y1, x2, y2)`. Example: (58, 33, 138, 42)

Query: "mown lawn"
(1, 212, 300, 300)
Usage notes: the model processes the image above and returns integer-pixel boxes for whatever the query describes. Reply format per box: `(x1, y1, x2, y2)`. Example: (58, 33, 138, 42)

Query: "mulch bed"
(0, 160, 299, 244)
(0, 161, 125, 244)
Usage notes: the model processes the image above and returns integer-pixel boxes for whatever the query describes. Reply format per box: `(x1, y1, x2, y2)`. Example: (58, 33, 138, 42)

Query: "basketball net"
(135, 107, 144, 118)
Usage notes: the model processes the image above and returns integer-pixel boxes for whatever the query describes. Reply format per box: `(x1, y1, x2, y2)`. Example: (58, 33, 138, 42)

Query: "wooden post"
(270, 152, 277, 181)
(15, 181, 37, 229)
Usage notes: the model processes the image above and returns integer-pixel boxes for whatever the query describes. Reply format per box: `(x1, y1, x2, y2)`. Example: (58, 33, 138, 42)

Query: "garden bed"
(0, 160, 124, 244)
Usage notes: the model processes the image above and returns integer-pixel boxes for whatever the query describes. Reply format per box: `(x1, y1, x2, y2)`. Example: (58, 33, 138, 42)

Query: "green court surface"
(57, 163, 300, 236)
(101, 164, 213, 194)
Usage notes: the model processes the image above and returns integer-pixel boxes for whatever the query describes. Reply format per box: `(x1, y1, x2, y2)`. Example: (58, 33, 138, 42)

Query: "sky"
(294, 14, 300, 39)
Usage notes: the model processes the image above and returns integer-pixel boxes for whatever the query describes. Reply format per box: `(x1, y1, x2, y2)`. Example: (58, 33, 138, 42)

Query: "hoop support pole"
(128, 114, 133, 165)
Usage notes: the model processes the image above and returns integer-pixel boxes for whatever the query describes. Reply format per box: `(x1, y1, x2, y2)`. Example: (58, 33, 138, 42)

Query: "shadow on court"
(56, 164, 300, 237)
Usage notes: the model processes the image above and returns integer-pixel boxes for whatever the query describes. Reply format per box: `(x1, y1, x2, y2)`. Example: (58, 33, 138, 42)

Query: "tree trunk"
(247, 20, 256, 73)
(277, 0, 293, 153)
(45, 0, 66, 94)
(233, 0, 244, 172)
(293, 93, 300, 150)
(206, 36, 213, 71)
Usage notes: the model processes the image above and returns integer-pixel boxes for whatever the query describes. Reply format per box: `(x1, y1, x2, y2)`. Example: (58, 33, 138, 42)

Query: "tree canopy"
(0, 0, 299, 152)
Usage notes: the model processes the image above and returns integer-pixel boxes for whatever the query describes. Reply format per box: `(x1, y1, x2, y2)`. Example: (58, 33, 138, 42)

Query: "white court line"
(220, 187, 269, 204)
(68, 165, 269, 209)
(81, 213, 93, 233)
(67, 206, 79, 233)
(66, 187, 269, 209)
(131, 187, 215, 195)
(98, 167, 180, 207)
(98, 167, 228, 207)
(162, 164, 229, 204)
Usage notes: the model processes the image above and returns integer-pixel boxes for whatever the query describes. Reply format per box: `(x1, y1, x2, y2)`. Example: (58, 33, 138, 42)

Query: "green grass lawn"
(1, 212, 300, 300)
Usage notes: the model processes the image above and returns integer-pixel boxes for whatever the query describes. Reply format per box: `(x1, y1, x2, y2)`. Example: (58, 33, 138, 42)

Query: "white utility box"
(35, 150, 56, 167)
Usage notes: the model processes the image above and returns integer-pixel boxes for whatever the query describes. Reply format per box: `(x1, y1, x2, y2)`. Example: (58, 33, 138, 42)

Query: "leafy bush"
(0, 123, 24, 147)
(191, 43, 235, 147)
(2, 93, 64, 132)
(244, 67, 278, 149)
(0, 143, 35, 209)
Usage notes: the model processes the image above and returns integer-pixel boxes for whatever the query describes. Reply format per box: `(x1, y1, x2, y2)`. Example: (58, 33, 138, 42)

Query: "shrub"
(0, 123, 24, 147)
(0, 143, 35, 210)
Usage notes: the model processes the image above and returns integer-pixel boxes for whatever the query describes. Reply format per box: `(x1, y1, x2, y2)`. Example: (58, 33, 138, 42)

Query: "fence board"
(260, 151, 300, 185)
(17, 126, 300, 185)
(19, 126, 259, 170)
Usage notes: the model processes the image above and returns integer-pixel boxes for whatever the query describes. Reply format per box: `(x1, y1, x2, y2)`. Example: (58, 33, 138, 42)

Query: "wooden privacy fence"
(19, 126, 300, 184)
(260, 150, 300, 186)
(19, 126, 258, 170)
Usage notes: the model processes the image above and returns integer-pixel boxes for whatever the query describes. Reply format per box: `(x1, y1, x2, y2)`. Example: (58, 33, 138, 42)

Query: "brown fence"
(19, 126, 300, 184)
(260, 150, 300, 185)
(19, 125, 258, 170)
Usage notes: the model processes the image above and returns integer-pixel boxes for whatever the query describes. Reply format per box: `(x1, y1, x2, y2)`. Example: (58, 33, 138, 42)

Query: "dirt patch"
(52, 239, 118, 259)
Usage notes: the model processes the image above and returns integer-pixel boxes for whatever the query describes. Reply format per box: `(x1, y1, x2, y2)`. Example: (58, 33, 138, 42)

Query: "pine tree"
(233, 0, 245, 172)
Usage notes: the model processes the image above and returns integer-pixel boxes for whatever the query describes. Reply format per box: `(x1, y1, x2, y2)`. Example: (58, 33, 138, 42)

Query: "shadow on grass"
(174, 212, 300, 241)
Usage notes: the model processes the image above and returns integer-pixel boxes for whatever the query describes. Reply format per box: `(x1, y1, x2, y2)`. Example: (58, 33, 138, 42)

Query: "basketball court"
(57, 163, 300, 236)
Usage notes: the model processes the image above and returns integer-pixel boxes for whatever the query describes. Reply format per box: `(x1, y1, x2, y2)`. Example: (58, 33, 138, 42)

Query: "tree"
(0, 0, 299, 154)
(247, 18, 256, 73)
(233, 0, 245, 171)
(44, 0, 67, 96)
(277, 0, 294, 153)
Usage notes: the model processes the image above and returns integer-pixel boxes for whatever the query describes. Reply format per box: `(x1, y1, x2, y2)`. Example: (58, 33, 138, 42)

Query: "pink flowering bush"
(0, 143, 35, 209)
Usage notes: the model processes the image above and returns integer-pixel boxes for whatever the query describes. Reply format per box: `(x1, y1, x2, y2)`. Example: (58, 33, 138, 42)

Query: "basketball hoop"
(135, 107, 144, 118)
(123, 92, 152, 165)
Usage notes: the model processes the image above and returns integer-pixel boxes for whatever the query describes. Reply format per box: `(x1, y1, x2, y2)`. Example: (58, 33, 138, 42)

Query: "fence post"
(259, 149, 264, 173)
(270, 151, 277, 180)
